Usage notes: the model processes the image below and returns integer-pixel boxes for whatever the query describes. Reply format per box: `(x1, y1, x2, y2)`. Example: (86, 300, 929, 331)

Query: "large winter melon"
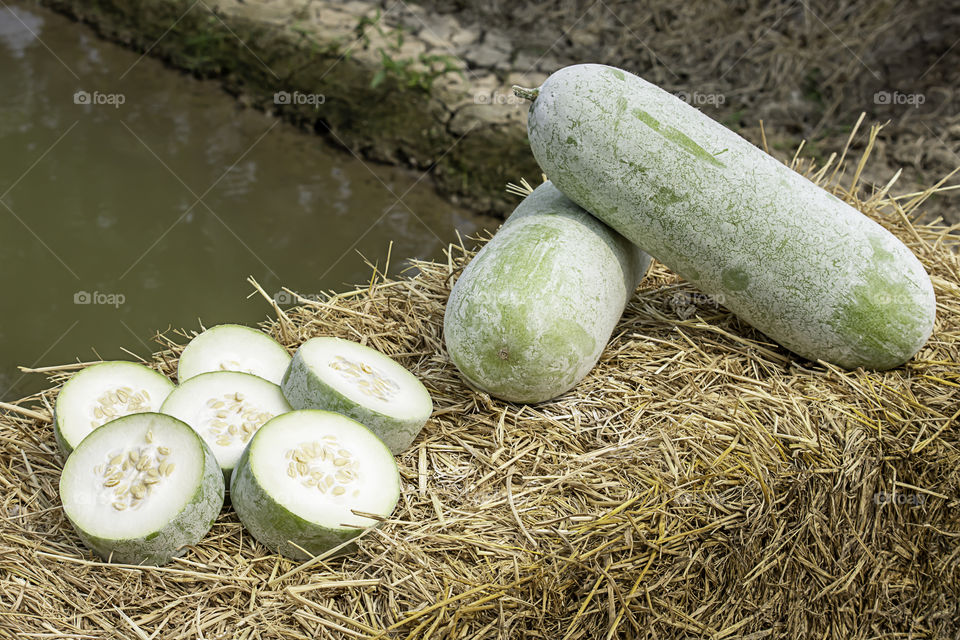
(517, 64, 936, 370)
(444, 181, 651, 403)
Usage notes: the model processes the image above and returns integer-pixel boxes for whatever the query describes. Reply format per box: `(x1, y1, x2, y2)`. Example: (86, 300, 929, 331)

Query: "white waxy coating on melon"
(59, 413, 224, 565)
(54, 361, 175, 455)
(281, 338, 432, 453)
(230, 410, 400, 560)
(444, 181, 651, 403)
(178, 324, 292, 385)
(159, 371, 292, 478)
(522, 64, 936, 370)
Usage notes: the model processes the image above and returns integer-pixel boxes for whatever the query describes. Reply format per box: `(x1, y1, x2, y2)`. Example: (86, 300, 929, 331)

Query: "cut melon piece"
(59, 412, 224, 565)
(160, 371, 292, 481)
(178, 324, 291, 385)
(230, 410, 401, 560)
(54, 361, 175, 456)
(281, 337, 433, 453)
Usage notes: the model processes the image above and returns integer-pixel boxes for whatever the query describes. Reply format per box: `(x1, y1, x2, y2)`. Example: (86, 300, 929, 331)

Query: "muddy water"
(0, 2, 496, 401)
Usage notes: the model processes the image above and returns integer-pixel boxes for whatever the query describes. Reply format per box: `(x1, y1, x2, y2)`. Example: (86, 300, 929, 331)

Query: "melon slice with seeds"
(230, 410, 400, 560)
(54, 361, 175, 456)
(178, 324, 291, 385)
(160, 371, 292, 481)
(281, 337, 432, 453)
(59, 412, 224, 565)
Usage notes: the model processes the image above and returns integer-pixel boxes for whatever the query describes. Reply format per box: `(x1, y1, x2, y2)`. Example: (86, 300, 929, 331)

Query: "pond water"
(0, 2, 496, 401)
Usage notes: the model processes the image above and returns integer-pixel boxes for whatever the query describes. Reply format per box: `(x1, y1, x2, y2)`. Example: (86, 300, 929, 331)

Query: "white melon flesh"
(54, 362, 175, 456)
(59, 412, 224, 565)
(160, 371, 292, 480)
(281, 337, 433, 453)
(178, 324, 291, 385)
(230, 410, 401, 560)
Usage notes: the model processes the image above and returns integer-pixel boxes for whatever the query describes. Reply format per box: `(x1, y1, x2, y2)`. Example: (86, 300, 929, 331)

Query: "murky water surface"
(0, 2, 494, 400)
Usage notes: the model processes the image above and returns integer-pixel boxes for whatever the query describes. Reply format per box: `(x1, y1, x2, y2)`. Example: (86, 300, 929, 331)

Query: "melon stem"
(512, 86, 539, 101)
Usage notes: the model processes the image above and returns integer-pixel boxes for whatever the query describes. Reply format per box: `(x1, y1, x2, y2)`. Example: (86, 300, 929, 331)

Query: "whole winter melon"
(444, 181, 651, 403)
(516, 64, 935, 370)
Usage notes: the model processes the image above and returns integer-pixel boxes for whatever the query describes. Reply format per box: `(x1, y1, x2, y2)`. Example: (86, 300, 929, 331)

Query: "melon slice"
(59, 412, 224, 565)
(229, 410, 401, 560)
(54, 361, 175, 456)
(160, 371, 291, 481)
(281, 337, 433, 453)
(178, 324, 291, 385)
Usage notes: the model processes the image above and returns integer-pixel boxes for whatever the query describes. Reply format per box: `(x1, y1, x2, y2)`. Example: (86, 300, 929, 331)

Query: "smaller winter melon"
(54, 361, 175, 456)
(443, 181, 651, 403)
(230, 410, 401, 560)
(178, 324, 291, 385)
(160, 371, 292, 481)
(281, 338, 432, 453)
(59, 412, 224, 565)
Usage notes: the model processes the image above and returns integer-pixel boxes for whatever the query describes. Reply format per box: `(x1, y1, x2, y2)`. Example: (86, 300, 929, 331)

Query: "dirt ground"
(416, 0, 960, 224)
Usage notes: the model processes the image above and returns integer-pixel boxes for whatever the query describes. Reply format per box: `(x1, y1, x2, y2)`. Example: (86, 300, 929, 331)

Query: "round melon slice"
(54, 361, 175, 456)
(178, 324, 291, 385)
(59, 412, 224, 565)
(160, 371, 292, 481)
(281, 337, 433, 453)
(230, 410, 401, 560)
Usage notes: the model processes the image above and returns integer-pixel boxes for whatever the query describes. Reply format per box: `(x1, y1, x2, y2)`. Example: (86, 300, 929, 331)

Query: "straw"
(1, 128, 958, 638)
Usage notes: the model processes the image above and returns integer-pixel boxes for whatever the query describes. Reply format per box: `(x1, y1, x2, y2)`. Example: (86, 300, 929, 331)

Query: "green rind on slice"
(160, 371, 292, 483)
(230, 410, 401, 560)
(444, 181, 651, 403)
(178, 324, 292, 385)
(54, 361, 175, 456)
(59, 413, 224, 566)
(281, 338, 433, 453)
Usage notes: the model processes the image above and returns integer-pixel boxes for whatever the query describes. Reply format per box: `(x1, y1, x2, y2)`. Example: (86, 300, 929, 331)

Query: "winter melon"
(517, 64, 935, 370)
(281, 337, 432, 453)
(160, 371, 292, 481)
(59, 412, 224, 565)
(443, 181, 651, 403)
(178, 324, 291, 385)
(54, 361, 175, 456)
(229, 410, 400, 560)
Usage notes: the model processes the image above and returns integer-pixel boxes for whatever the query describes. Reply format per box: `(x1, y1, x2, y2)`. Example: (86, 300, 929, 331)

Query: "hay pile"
(1, 122, 959, 638)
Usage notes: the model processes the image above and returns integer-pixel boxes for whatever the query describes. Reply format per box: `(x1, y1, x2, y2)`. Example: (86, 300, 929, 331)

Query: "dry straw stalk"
(1, 121, 958, 638)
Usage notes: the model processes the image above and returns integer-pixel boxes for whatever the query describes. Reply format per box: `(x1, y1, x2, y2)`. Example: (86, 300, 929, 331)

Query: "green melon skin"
(521, 64, 936, 370)
(60, 415, 224, 566)
(230, 445, 363, 561)
(443, 181, 652, 403)
(281, 346, 430, 454)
